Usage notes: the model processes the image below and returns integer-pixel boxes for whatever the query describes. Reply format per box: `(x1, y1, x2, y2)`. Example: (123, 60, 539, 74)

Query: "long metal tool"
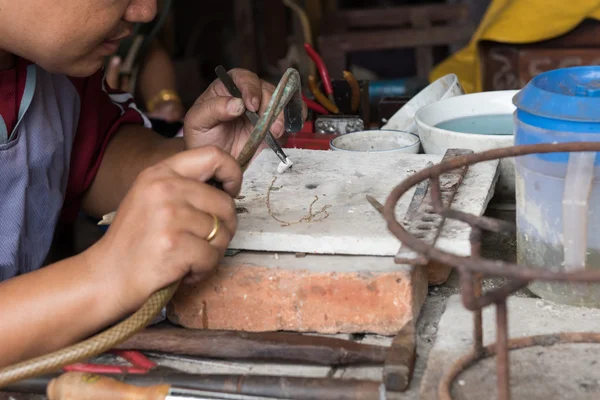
(215, 65, 292, 170)
(113, 328, 389, 366)
(9, 372, 386, 400)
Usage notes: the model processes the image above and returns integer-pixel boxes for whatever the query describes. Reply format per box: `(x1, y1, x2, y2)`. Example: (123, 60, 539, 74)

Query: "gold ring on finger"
(206, 214, 220, 242)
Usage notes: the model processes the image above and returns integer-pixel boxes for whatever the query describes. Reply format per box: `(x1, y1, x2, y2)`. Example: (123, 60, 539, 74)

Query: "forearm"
(82, 125, 184, 218)
(0, 251, 126, 367)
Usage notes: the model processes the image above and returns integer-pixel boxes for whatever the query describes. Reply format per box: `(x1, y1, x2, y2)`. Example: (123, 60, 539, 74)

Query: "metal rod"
(442, 209, 516, 234)
(438, 332, 600, 399)
(469, 228, 484, 356)
(429, 176, 444, 213)
(473, 274, 484, 357)
(495, 301, 510, 400)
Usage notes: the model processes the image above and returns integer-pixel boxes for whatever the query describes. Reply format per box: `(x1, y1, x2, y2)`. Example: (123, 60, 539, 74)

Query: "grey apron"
(0, 64, 79, 281)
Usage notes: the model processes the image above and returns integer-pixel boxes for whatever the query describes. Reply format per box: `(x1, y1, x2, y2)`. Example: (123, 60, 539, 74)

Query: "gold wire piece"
(205, 214, 220, 242)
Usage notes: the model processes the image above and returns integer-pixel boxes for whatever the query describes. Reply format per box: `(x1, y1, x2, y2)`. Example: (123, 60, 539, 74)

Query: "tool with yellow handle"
(47, 372, 289, 400)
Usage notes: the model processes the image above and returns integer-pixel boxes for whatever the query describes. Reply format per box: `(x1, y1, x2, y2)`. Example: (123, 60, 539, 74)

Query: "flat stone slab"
(420, 294, 600, 399)
(230, 148, 499, 256)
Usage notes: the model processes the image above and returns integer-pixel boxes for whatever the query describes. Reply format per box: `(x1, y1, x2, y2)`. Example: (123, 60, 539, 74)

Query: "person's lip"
(100, 31, 131, 54)
(100, 39, 121, 54)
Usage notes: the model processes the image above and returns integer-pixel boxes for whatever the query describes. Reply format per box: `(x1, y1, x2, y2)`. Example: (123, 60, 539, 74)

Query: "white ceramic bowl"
(330, 130, 420, 154)
(414, 90, 518, 197)
(382, 73, 464, 134)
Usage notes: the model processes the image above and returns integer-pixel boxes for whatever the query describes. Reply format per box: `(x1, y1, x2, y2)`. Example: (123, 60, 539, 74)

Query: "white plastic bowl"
(382, 73, 464, 134)
(330, 130, 420, 154)
(414, 90, 518, 196)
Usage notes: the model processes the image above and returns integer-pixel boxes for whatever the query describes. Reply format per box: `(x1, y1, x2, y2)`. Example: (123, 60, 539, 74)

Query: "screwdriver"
(47, 371, 290, 400)
(215, 65, 293, 174)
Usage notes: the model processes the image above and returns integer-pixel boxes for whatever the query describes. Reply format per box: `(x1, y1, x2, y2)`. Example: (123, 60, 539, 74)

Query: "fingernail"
(111, 56, 121, 66)
(272, 120, 284, 134)
(227, 98, 244, 115)
(251, 97, 260, 112)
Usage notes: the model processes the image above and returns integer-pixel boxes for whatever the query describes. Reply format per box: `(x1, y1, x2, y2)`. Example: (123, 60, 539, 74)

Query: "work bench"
(0, 200, 518, 400)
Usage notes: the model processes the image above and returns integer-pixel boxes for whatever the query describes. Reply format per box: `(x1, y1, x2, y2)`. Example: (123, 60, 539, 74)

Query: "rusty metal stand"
(382, 142, 600, 400)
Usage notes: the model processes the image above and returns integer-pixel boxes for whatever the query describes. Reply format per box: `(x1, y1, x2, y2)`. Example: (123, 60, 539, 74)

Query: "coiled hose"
(0, 68, 303, 388)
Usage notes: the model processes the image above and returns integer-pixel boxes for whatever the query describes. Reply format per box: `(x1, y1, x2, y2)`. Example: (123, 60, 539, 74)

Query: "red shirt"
(0, 58, 147, 222)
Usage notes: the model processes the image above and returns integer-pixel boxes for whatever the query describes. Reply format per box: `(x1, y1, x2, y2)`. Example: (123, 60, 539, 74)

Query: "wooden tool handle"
(47, 372, 171, 400)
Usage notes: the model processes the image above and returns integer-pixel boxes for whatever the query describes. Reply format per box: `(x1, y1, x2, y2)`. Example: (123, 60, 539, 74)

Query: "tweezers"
(215, 65, 290, 166)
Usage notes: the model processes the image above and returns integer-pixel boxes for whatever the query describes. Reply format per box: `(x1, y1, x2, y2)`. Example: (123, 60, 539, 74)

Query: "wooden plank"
(518, 48, 600, 82)
(481, 45, 600, 91)
(480, 45, 522, 91)
(410, 12, 434, 79)
(318, 24, 474, 53)
(321, 4, 469, 32)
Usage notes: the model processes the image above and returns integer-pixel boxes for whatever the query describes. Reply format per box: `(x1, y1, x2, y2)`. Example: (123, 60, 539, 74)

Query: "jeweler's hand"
(183, 68, 307, 160)
(85, 146, 241, 313)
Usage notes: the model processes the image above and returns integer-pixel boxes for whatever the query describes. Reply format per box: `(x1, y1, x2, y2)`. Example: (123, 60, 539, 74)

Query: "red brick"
(168, 253, 428, 335)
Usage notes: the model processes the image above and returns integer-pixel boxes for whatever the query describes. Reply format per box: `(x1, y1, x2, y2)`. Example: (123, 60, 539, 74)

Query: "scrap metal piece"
(403, 162, 433, 225)
(383, 320, 416, 392)
(315, 115, 364, 135)
(366, 195, 384, 215)
(395, 149, 473, 266)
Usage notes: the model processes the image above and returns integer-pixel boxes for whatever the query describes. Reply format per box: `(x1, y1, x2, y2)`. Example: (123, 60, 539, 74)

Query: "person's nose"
(123, 0, 157, 24)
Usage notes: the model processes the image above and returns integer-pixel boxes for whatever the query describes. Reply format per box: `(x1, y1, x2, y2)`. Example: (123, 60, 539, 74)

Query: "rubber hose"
(0, 68, 303, 389)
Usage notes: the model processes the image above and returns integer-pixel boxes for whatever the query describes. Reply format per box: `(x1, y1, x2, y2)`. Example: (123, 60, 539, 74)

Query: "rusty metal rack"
(382, 142, 600, 400)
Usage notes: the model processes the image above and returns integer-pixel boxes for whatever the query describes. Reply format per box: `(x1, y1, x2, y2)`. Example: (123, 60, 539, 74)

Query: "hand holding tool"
(47, 372, 287, 400)
(0, 68, 303, 390)
(215, 66, 293, 174)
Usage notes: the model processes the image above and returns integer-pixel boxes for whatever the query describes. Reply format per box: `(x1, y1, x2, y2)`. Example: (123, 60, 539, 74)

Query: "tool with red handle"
(303, 43, 335, 104)
(302, 94, 329, 115)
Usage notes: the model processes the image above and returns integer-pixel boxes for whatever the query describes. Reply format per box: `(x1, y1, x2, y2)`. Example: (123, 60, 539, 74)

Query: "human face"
(0, 0, 157, 76)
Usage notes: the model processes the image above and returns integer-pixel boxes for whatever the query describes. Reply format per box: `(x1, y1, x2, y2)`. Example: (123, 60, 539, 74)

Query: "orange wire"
(308, 75, 339, 114)
(343, 70, 360, 113)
